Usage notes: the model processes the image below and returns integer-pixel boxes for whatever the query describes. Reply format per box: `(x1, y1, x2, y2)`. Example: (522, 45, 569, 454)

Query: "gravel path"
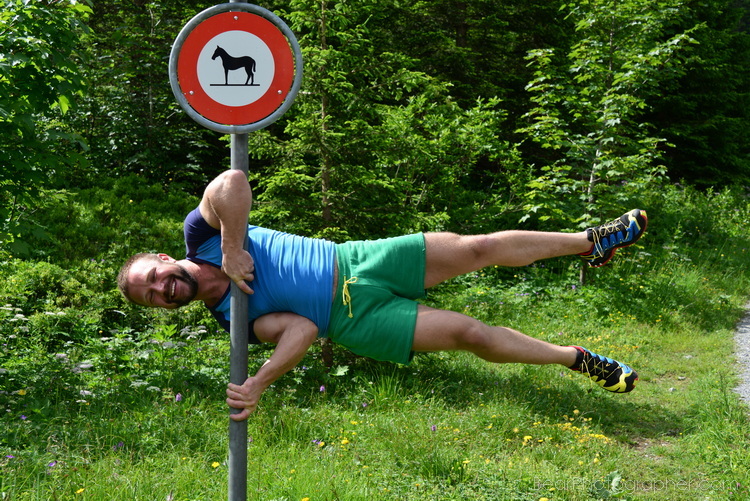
(734, 302, 750, 406)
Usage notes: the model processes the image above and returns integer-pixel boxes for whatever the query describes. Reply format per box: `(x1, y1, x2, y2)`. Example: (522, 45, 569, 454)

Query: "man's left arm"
(225, 312, 318, 421)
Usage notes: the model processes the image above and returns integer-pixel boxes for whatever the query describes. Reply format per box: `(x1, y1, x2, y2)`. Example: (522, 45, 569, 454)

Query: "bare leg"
(424, 230, 591, 288)
(412, 305, 578, 367)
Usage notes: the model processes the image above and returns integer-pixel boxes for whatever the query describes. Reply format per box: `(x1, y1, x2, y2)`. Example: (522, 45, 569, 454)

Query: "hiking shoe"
(569, 346, 638, 393)
(579, 209, 648, 267)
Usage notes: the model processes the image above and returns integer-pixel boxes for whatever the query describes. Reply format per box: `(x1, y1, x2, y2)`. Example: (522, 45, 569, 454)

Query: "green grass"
(3, 190, 750, 500)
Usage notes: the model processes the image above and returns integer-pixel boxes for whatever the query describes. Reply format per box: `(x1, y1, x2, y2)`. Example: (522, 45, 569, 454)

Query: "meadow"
(1, 182, 750, 500)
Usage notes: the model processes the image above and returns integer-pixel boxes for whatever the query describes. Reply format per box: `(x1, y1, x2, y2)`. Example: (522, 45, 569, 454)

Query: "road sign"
(169, 3, 302, 133)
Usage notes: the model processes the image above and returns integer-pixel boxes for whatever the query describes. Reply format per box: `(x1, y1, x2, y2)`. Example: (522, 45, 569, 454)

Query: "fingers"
(227, 398, 252, 421)
(226, 382, 257, 420)
(234, 279, 254, 295)
(230, 410, 250, 422)
(222, 251, 256, 294)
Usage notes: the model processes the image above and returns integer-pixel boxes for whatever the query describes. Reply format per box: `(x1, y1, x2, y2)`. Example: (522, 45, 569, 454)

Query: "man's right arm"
(225, 312, 318, 420)
(199, 170, 255, 294)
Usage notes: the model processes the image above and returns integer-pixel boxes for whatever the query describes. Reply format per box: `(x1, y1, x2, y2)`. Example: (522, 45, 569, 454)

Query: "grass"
(3, 199, 750, 500)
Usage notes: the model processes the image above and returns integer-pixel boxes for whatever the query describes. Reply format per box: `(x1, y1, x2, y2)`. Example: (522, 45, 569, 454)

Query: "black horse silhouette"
(211, 46, 257, 86)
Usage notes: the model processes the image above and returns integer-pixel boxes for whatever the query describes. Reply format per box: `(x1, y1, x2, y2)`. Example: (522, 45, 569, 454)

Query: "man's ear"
(157, 253, 176, 263)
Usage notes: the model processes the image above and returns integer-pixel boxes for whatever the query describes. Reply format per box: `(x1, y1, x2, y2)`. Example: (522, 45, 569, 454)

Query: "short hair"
(117, 253, 161, 303)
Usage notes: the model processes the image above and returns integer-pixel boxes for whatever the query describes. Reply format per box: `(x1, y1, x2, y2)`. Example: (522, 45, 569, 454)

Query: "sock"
(568, 346, 585, 370)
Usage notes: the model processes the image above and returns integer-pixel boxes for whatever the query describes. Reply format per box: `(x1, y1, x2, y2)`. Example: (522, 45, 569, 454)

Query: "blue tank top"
(183, 208, 336, 341)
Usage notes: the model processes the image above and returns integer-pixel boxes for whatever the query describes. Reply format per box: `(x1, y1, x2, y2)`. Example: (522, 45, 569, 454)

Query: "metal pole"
(228, 132, 249, 501)
(228, 5, 250, 501)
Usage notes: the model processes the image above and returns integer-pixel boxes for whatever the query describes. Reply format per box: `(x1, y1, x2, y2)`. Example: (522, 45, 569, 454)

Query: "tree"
(244, 0, 516, 240)
(648, 0, 750, 187)
(518, 0, 699, 230)
(64, 1, 228, 191)
(0, 0, 91, 255)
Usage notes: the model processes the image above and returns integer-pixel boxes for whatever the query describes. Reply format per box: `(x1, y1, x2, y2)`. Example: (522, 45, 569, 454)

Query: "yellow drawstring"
(342, 276, 358, 318)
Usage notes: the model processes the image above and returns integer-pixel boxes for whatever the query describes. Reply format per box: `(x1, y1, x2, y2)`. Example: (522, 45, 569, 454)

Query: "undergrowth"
(2, 183, 750, 500)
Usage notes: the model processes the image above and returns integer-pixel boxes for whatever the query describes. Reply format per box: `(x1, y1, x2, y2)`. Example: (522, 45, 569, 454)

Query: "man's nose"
(152, 279, 167, 296)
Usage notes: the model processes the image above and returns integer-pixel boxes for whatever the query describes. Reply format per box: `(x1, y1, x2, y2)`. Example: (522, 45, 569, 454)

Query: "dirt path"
(734, 302, 750, 406)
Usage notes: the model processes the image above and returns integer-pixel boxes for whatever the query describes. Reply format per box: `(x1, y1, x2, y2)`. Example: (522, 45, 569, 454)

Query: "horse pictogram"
(211, 46, 258, 86)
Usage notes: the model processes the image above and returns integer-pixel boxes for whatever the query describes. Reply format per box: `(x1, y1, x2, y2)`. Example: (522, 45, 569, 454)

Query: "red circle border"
(176, 11, 295, 126)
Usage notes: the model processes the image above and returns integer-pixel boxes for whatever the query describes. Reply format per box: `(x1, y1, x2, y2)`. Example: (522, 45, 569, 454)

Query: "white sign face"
(196, 30, 275, 107)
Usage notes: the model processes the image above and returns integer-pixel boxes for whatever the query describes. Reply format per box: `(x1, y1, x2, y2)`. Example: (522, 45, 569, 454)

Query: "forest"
(2, 0, 749, 251)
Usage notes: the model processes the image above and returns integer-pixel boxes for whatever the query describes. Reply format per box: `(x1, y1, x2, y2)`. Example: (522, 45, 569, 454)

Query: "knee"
(456, 322, 493, 352)
(465, 234, 495, 263)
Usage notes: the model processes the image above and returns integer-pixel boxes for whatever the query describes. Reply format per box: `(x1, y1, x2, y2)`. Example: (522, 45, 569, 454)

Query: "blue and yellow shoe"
(569, 346, 638, 393)
(579, 209, 648, 268)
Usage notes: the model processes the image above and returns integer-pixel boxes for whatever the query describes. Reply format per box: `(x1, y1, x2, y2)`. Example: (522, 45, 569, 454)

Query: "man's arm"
(226, 312, 318, 421)
(199, 169, 255, 294)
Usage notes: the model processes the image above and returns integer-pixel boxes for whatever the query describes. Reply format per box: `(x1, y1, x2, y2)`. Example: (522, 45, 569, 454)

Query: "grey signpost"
(168, 3, 302, 499)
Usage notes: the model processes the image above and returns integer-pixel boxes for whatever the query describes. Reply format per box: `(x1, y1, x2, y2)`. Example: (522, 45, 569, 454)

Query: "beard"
(170, 264, 199, 307)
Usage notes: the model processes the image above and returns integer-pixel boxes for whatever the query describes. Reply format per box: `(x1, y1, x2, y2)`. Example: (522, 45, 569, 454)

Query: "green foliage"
(4, 186, 750, 499)
(518, 0, 699, 228)
(8, 175, 197, 263)
(245, 0, 519, 239)
(0, 0, 91, 251)
(649, 0, 750, 187)
(0, 177, 213, 348)
(60, 1, 229, 190)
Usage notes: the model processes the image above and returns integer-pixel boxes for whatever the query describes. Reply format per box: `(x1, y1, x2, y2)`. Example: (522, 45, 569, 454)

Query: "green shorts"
(327, 233, 426, 365)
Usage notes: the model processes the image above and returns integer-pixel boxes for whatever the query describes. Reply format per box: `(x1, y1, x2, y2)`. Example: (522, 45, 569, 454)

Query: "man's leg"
(412, 305, 579, 365)
(423, 230, 590, 288)
(412, 305, 638, 393)
(423, 209, 648, 288)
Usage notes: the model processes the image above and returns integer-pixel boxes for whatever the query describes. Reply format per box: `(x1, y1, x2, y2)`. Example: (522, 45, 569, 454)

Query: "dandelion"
(341, 439, 350, 445)
(212, 462, 220, 468)
(16, 389, 26, 396)
(76, 488, 85, 494)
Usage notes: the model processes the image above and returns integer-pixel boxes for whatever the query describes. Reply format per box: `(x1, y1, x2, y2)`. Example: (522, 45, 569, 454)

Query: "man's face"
(127, 256, 198, 309)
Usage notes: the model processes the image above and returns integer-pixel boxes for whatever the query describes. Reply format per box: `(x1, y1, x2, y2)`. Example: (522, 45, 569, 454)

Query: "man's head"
(118, 253, 198, 309)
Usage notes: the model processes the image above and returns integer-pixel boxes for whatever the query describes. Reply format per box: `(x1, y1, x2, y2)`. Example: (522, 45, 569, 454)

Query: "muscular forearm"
(202, 169, 252, 251)
(226, 315, 318, 421)
(253, 329, 314, 390)
(200, 170, 255, 293)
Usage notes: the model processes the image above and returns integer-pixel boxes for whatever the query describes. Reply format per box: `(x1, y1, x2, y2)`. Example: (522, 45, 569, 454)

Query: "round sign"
(169, 3, 302, 134)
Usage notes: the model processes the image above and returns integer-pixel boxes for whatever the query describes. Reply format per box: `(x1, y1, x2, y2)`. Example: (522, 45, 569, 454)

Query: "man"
(118, 170, 647, 421)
